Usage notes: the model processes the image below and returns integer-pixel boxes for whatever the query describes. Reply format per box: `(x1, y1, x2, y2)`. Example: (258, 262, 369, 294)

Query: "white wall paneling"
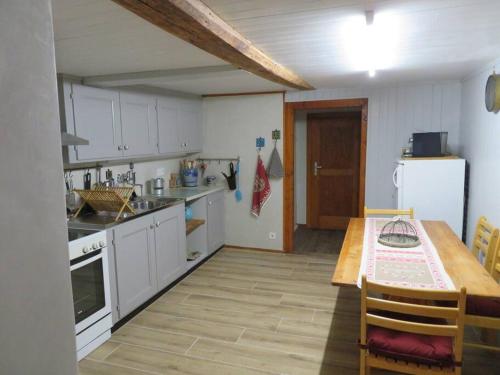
(202, 94, 284, 251)
(51, 0, 223, 77)
(53, 0, 500, 93)
(459, 57, 500, 246)
(289, 81, 462, 215)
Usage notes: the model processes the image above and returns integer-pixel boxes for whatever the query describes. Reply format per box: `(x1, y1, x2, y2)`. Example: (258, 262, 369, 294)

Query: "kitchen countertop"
(67, 186, 224, 231)
(68, 196, 184, 231)
(158, 185, 224, 202)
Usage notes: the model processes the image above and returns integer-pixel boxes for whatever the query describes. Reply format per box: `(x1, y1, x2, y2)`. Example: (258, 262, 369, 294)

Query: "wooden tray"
(73, 186, 135, 221)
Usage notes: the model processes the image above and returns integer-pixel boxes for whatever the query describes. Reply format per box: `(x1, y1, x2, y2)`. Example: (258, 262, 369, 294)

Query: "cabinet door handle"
(150, 224, 155, 229)
(208, 201, 213, 205)
(124, 145, 129, 150)
(156, 221, 160, 227)
(118, 145, 123, 151)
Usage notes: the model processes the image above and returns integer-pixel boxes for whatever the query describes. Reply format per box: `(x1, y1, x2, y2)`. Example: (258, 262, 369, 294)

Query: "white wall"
(288, 81, 462, 212)
(0, 1, 77, 373)
(459, 59, 500, 245)
(202, 94, 284, 251)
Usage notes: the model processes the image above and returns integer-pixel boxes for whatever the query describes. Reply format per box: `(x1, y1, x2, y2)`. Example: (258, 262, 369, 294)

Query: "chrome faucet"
(123, 162, 143, 197)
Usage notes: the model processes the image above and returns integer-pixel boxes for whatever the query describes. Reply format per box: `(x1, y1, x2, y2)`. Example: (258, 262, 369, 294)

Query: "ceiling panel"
(204, 0, 500, 87)
(52, 0, 500, 93)
(51, 0, 224, 76)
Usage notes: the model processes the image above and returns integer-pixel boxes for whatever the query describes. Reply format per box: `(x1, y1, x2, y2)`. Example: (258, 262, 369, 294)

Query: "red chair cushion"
(466, 296, 500, 317)
(367, 326, 454, 367)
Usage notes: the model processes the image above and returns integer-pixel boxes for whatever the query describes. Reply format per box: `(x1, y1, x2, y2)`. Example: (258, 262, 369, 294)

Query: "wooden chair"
(470, 216, 499, 272)
(464, 236, 500, 351)
(491, 240, 500, 281)
(360, 275, 466, 375)
(364, 206, 414, 219)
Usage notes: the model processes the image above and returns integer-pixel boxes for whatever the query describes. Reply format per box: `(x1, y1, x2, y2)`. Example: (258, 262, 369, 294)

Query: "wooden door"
(307, 111, 362, 230)
(113, 214, 157, 319)
(154, 204, 186, 291)
(72, 84, 122, 161)
(119, 92, 158, 157)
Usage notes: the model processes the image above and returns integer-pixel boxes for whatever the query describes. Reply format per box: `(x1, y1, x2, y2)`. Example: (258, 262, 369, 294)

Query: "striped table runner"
(357, 219, 454, 290)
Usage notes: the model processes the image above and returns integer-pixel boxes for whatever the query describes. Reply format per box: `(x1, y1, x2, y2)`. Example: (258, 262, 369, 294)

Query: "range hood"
(61, 132, 89, 146)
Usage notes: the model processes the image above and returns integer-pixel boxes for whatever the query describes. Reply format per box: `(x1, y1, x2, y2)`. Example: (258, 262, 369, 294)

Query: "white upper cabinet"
(61, 81, 202, 164)
(179, 105, 202, 153)
(157, 97, 182, 155)
(158, 96, 203, 155)
(72, 84, 122, 161)
(120, 92, 158, 158)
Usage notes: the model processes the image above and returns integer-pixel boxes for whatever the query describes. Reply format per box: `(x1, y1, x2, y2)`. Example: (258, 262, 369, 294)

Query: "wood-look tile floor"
(294, 226, 346, 255)
(79, 248, 500, 375)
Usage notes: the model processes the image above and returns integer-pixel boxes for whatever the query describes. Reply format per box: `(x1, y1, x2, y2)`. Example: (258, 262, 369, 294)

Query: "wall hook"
(256, 137, 265, 153)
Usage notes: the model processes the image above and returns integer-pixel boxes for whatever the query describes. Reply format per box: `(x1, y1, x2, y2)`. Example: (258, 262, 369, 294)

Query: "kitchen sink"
(129, 200, 155, 210)
(129, 197, 181, 211)
(68, 196, 183, 231)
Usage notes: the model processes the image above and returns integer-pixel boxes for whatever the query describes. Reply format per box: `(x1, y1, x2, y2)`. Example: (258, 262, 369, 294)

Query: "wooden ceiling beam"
(112, 0, 314, 90)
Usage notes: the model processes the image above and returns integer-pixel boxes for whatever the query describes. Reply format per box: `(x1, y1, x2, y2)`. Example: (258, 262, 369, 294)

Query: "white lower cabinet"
(109, 191, 224, 324)
(112, 203, 185, 320)
(154, 205, 187, 291)
(113, 214, 157, 319)
(207, 191, 225, 254)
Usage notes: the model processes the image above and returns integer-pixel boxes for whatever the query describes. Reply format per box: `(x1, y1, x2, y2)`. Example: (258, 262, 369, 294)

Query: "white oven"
(68, 228, 112, 360)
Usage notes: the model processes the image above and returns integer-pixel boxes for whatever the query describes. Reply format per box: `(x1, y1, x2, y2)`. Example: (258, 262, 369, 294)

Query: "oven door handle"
(70, 251, 103, 271)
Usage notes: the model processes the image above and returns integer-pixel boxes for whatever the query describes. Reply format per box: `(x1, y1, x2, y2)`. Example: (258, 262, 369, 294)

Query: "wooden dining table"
(332, 218, 500, 298)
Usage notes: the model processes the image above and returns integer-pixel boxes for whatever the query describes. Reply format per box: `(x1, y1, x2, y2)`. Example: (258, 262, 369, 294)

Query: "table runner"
(357, 218, 455, 290)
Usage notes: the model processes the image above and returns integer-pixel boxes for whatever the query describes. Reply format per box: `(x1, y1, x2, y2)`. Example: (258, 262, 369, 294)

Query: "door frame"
(283, 98, 368, 252)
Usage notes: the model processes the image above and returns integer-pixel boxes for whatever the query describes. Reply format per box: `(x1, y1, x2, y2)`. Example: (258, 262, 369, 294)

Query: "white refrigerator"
(394, 158, 466, 238)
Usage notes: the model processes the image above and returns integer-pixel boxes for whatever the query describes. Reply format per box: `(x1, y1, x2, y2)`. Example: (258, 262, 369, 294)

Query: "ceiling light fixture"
(365, 10, 376, 78)
(341, 10, 399, 78)
(365, 10, 374, 26)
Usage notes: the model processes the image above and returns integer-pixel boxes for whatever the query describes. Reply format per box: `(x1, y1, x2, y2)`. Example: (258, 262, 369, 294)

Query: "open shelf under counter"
(186, 219, 205, 235)
(184, 194, 209, 271)
(185, 252, 207, 271)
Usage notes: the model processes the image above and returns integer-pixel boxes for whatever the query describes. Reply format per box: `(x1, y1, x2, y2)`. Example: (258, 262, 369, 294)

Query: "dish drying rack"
(73, 186, 135, 222)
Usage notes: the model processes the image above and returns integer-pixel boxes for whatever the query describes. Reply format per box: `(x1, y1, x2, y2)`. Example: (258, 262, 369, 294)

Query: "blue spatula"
(235, 160, 242, 202)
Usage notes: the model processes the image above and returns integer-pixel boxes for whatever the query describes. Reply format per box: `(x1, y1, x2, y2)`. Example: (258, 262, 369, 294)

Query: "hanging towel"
(251, 155, 271, 217)
(267, 145, 284, 178)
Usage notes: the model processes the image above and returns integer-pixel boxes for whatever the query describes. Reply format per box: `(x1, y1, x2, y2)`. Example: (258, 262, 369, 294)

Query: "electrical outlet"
(269, 232, 276, 240)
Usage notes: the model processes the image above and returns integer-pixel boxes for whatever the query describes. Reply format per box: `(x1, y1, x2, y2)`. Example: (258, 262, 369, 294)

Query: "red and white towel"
(251, 155, 271, 217)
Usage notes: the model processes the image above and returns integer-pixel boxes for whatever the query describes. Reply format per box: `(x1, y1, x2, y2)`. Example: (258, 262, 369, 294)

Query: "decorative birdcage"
(378, 219, 421, 248)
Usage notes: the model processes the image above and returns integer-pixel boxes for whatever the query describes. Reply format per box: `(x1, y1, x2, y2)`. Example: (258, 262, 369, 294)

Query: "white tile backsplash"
(65, 157, 194, 195)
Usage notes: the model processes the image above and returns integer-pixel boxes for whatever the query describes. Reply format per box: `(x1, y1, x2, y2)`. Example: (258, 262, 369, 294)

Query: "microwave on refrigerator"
(411, 132, 448, 157)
